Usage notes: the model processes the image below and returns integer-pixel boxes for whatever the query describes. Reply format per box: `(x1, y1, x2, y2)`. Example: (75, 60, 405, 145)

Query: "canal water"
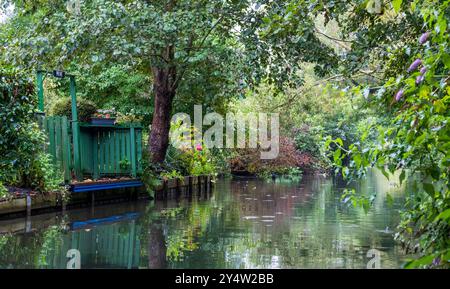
(0, 170, 411, 269)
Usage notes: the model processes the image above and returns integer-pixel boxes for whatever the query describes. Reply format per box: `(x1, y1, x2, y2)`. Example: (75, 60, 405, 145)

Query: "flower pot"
(90, 117, 116, 125)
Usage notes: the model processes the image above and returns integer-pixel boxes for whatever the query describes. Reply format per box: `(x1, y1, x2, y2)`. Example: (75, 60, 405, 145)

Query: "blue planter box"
(90, 117, 116, 125)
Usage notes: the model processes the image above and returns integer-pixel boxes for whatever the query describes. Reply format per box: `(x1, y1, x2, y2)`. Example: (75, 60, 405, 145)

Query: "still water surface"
(0, 171, 410, 268)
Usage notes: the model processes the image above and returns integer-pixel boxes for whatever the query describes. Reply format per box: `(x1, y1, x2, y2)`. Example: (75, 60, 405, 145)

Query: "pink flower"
(196, 144, 203, 151)
(105, 114, 111, 119)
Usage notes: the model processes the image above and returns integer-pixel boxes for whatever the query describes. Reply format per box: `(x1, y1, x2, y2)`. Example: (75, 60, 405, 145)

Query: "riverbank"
(0, 175, 214, 219)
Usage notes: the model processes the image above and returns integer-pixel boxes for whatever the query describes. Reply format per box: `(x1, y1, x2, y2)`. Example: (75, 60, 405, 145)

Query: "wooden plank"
(61, 117, 71, 182)
(114, 130, 120, 174)
(48, 117, 56, 165)
(120, 130, 126, 173)
(69, 76, 82, 181)
(106, 130, 112, 174)
(42, 118, 49, 152)
(125, 130, 131, 175)
(99, 131, 105, 175)
(130, 127, 136, 177)
(67, 120, 72, 179)
(92, 130, 99, 180)
(136, 129, 142, 173)
(55, 116, 62, 166)
(110, 129, 116, 174)
(84, 130, 93, 175)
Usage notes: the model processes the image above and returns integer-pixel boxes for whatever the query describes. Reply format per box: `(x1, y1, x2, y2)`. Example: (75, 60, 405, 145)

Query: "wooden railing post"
(70, 76, 82, 181)
(36, 71, 44, 112)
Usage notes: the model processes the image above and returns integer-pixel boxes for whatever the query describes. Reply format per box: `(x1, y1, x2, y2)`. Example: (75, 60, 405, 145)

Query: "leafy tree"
(1, 0, 337, 162)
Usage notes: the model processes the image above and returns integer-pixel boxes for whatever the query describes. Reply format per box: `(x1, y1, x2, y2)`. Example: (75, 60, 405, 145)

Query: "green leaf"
(386, 193, 394, 207)
(434, 209, 450, 222)
(422, 183, 435, 197)
(392, 0, 402, 13)
(404, 254, 435, 269)
(333, 149, 341, 162)
(441, 53, 450, 69)
(381, 167, 390, 180)
(399, 170, 406, 185)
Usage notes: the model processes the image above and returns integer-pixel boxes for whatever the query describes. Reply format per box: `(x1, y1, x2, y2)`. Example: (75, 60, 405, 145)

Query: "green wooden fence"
(40, 116, 72, 182)
(40, 116, 143, 183)
(80, 124, 143, 179)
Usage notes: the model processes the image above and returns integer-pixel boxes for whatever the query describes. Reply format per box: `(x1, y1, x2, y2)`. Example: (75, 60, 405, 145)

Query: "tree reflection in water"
(0, 172, 411, 269)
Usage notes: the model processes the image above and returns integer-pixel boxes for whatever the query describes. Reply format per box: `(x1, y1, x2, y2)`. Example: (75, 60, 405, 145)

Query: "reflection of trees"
(148, 222, 166, 269)
(0, 171, 408, 269)
(0, 221, 66, 269)
(166, 175, 406, 269)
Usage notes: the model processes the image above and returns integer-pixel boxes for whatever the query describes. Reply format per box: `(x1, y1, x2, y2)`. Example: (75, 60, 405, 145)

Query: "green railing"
(40, 116, 143, 183)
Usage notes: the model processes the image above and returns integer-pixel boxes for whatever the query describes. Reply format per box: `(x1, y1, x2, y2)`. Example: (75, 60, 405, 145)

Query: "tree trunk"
(149, 46, 177, 163)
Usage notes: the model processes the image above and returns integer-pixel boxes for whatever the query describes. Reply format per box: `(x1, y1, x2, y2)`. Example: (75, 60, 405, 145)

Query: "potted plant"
(90, 109, 117, 125)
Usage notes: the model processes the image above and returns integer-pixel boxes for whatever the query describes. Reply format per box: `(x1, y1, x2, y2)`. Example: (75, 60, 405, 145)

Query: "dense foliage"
(50, 97, 97, 122)
(0, 0, 448, 268)
(314, 0, 450, 268)
(1, 0, 339, 162)
(0, 70, 61, 195)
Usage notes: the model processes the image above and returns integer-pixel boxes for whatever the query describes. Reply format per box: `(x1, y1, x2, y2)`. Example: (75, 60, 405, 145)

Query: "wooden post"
(61, 117, 71, 182)
(175, 178, 181, 196)
(130, 127, 137, 177)
(163, 180, 168, 199)
(37, 71, 44, 112)
(205, 176, 209, 196)
(197, 176, 202, 195)
(26, 193, 32, 217)
(25, 216, 32, 233)
(61, 197, 66, 215)
(90, 191, 95, 205)
(70, 76, 82, 181)
(188, 176, 193, 194)
(92, 129, 99, 180)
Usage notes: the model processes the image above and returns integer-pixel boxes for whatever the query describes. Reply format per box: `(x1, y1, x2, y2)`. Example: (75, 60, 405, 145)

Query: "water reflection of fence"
(46, 221, 142, 269)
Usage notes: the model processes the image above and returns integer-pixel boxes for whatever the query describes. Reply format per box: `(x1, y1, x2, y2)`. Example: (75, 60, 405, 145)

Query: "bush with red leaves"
(229, 136, 315, 176)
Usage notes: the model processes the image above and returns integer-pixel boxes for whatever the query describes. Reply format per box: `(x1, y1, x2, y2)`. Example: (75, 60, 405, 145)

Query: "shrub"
(0, 183, 7, 199)
(50, 97, 97, 122)
(165, 144, 217, 177)
(229, 136, 312, 177)
(0, 71, 62, 194)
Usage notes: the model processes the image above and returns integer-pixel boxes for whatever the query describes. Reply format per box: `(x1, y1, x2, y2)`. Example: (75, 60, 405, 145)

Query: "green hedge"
(0, 71, 61, 193)
(50, 97, 97, 122)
